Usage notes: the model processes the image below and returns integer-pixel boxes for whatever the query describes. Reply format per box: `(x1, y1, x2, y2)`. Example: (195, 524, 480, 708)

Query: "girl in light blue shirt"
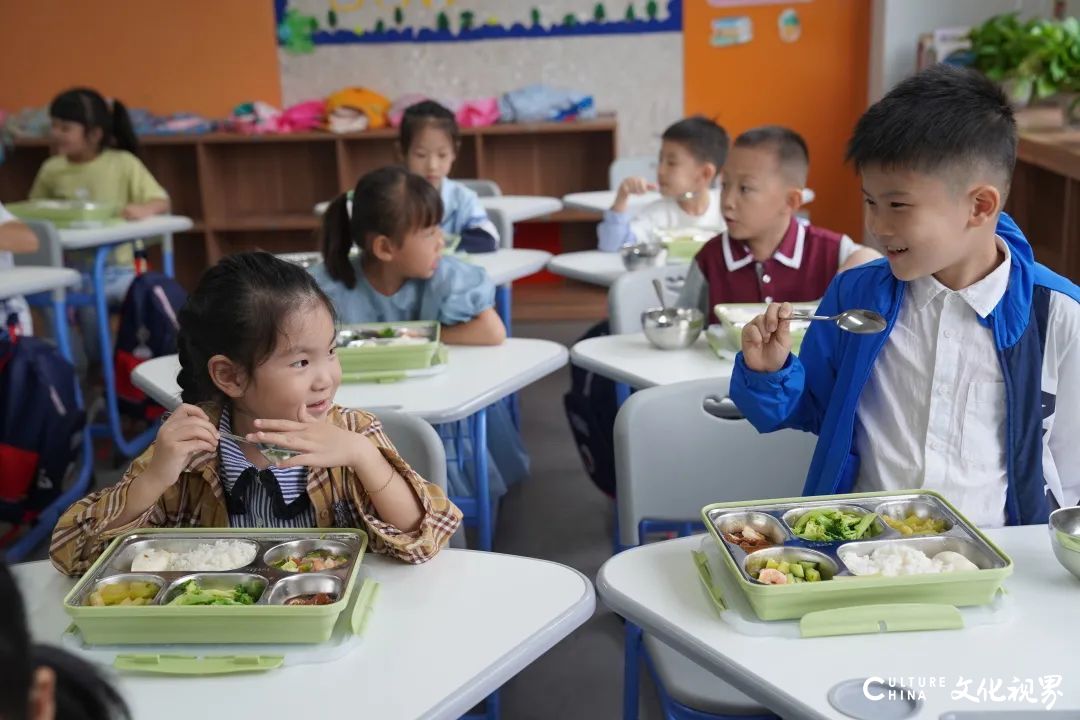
(311, 166, 528, 499)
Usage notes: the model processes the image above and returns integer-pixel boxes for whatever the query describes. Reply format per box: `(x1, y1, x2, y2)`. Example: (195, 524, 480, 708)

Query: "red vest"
(695, 218, 846, 323)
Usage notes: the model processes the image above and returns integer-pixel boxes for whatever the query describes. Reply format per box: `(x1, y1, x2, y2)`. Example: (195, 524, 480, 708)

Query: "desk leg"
(162, 232, 174, 278)
(92, 246, 156, 458)
(470, 408, 492, 552)
(50, 291, 73, 367)
(494, 285, 520, 429)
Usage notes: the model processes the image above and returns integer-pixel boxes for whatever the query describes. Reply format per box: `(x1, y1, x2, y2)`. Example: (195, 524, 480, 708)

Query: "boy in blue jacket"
(731, 65, 1079, 528)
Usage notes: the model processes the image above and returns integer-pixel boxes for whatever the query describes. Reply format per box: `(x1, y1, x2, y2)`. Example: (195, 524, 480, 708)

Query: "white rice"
(840, 544, 980, 577)
(130, 540, 257, 572)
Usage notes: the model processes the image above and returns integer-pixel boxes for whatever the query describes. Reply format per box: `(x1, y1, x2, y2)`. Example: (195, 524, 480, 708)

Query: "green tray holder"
(337, 321, 443, 380)
(6, 200, 121, 227)
(699, 490, 1013, 625)
(64, 528, 369, 649)
(107, 579, 380, 676)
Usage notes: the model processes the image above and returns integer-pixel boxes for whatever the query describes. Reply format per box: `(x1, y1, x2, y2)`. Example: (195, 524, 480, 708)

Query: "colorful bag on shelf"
(326, 87, 391, 130)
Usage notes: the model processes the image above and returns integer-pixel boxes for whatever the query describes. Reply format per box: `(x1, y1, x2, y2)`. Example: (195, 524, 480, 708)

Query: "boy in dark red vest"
(678, 126, 879, 323)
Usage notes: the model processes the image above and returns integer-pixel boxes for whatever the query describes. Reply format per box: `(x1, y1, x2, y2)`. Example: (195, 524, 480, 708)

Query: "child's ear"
(207, 355, 248, 399)
(784, 186, 804, 213)
(968, 184, 1001, 228)
(370, 234, 396, 262)
(701, 161, 719, 186)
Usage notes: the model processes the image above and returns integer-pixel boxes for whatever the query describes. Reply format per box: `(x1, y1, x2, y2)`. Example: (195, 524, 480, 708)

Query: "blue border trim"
(278, 0, 681, 46)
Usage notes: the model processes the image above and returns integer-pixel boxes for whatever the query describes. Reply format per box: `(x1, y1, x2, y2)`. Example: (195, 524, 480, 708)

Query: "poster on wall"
(276, 0, 683, 52)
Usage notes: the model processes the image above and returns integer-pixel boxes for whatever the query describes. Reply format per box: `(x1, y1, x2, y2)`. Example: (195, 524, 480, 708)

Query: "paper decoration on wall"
(275, 0, 682, 51)
(777, 8, 800, 43)
(710, 16, 752, 47)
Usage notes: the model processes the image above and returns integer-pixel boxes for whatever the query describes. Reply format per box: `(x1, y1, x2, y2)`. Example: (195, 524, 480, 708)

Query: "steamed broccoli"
(167, 581, 257, 606)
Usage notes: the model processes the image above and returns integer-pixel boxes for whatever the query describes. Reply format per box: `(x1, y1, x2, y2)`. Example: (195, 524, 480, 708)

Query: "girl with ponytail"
(49, 252, 461, 575)
(29, 88, 170, 301)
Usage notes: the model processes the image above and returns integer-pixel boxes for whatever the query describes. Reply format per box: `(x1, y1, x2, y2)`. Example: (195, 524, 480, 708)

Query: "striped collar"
(218, 406, 307, 497)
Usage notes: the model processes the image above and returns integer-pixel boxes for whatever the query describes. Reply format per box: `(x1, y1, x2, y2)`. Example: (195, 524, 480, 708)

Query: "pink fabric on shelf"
(455, 98, 499, 128)
(279, 100, 326, 132)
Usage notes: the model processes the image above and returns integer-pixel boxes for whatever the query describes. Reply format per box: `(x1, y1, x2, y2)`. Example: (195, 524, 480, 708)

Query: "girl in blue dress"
(310, 166, 529, 502)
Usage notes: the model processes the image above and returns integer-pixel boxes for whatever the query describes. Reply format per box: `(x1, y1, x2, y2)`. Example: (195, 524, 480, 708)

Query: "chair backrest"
(609, 156, 658, 190)
(374, 409, 465, 548)
(607, 264, 688, 335)
(459, 179, 502, 198)
(614, 378, 818, 547)
(484, 207, 514, 249)
(13, 220, 64, 268)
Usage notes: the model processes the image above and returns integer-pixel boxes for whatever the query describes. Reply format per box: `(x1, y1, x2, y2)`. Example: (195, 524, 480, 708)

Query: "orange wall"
(0, 1, 281, 118)
(685, 0, 870, 237)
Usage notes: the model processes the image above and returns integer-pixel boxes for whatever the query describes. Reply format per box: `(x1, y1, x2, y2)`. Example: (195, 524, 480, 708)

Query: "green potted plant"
(969, 13, 1080, 122)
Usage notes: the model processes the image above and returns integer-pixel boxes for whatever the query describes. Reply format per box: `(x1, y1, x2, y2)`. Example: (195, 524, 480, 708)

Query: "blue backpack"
(562, 321, 618, 497)
(113, 271, 187, 422)
(0, 326, 85, 529)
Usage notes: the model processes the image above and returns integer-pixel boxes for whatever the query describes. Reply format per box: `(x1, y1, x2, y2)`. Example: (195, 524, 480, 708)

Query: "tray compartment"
(266, 573, 343, 606)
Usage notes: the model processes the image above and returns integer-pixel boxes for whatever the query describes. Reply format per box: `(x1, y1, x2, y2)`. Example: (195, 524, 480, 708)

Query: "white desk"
(562, 190, 655, 214)
(15, 550, 595, 720)
(133, 338, 567, 425)
(547, 250, 627, 287)
(57, 215, 194, 252)
(571, 333, 732, 390)
(479, 195, 562, 222)
(0, 266, 81, 298)
(468, 248, 552, 288)
(598, 526, 1079, 719)
(562, 189, 815, 214)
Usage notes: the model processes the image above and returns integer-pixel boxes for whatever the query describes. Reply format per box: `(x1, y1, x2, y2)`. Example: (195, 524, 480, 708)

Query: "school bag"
(0, 322, 85, 532)
(113, 271, 186, 423)
(562, 321, 619, 497)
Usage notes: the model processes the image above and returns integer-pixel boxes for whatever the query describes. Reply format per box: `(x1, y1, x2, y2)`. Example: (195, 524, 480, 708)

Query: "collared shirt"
(853, 239, 1014, 527)
(217, 407, 316, 528)
(678, 217, 858, 323)
(50, 404, 462, 575)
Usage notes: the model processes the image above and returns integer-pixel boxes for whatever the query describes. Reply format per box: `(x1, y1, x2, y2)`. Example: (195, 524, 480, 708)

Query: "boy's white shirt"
(628, 188, 726, 245)
(852, 237, 1080, 527)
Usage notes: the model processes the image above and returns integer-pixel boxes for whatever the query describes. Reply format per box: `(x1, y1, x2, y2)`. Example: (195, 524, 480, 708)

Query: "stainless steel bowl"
(620, 243, 668, 271)
(641, 308, 704, 350)
(1049, 506, 1080, 580)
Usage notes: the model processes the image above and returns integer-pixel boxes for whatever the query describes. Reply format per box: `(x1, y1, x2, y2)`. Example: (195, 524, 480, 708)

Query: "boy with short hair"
(678, 125, 879, 323)
(597, 116, 728, 252)
(732, 65, 1080, 527)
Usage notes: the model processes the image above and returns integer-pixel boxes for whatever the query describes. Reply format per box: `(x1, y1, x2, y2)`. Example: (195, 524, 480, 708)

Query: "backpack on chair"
(0, 321, 85, 535)
(113, 271, 186, 423)
(562, 321, 619, 497)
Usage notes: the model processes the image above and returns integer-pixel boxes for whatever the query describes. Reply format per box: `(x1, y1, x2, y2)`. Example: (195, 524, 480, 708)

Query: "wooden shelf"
(1, 117, 618, 288)
(213, 215, 321, 231)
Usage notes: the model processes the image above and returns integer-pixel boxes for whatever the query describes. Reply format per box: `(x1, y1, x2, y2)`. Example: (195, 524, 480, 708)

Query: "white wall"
(868, 0, 1076, 100)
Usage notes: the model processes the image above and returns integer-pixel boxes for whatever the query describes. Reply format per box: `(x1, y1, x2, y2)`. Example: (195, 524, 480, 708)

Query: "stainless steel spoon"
(789, 308, 887, 335)
(160, 411, 302, 463)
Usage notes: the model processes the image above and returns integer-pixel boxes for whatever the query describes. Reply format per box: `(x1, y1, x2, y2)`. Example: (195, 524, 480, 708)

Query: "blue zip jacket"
(730, 214, 1080, 525)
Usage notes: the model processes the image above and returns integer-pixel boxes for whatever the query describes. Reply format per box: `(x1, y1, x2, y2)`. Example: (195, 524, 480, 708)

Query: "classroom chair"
(614, 378, 817, 720)
(607, 264, 689, 335)
(375, 409, 465, 550)
(609, 156, 658, 190)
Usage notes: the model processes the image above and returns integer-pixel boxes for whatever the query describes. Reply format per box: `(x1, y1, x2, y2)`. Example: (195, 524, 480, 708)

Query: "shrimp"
(756, 568, 788, 585)
(740, 526, 765, 543)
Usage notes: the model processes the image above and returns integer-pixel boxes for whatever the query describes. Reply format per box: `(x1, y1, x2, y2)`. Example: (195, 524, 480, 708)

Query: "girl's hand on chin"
(248, 406, 363, 469)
